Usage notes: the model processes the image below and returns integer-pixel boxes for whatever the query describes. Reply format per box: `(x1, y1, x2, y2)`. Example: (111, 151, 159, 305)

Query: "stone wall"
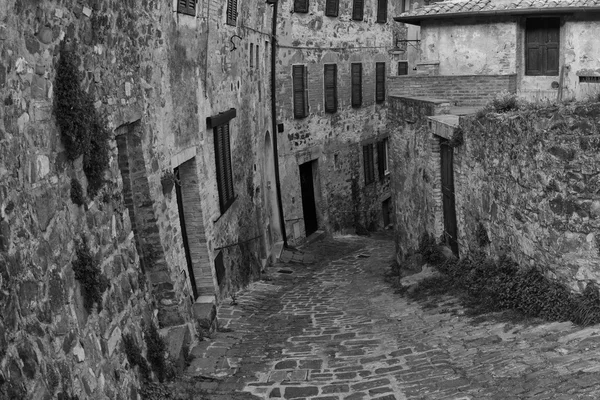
(276, 0, 399, 242)
(0, 0, 273, 398)
(388, 75, 517, 105)
(390, 94, 600, 294)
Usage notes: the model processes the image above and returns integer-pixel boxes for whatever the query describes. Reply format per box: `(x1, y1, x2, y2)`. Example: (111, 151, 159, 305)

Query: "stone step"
(159, 324, 193, 373)
(193, 295, 218, 336)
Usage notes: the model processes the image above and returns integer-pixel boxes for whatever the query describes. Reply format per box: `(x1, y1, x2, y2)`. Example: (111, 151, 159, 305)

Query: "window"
(351, 63, 362, 108)
(363, 144, 375, 185)
(250, 43, 254, 68)
(226, 0, 238, 25)
(377, 138, 389, 179)
(324, 64, 337, 113)
(401, 0, 407, 12)
(292, 65, 309, 118)
(256, 45, 259, 69)
(376, 62, 385, 103)
(325, 0, 339, 17)
(398, 61, 408, 76)
(294, 0, 309, 13)
(177, 0, 196, 16)
(352, 0, 364, 21)
(376, 0, 387, 23)
(525, 18, 559, 76)
(214, 123, 235, 213)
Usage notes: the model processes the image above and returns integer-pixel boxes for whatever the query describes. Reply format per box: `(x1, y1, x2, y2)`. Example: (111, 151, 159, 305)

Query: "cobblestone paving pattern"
(179, 234, 600, 399)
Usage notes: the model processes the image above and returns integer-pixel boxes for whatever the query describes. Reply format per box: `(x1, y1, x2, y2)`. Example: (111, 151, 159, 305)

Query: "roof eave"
(394, 6, 600, 25)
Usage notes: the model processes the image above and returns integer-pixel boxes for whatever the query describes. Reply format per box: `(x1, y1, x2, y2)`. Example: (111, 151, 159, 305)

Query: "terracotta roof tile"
(398, 0, 600, 19)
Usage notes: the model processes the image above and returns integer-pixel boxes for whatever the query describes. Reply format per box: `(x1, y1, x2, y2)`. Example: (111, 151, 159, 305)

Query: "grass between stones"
(388, 237, 600, 327)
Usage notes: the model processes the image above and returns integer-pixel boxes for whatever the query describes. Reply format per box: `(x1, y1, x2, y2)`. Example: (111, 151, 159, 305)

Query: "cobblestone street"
(177, 234, 600, 400)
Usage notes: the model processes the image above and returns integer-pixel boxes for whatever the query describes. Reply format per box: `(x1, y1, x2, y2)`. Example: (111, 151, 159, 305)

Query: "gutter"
(270, 0, 289, 248)
(394, 6, 600, 25)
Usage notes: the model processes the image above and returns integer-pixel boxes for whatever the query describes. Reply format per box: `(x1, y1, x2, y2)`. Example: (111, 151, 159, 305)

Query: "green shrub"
(54, 41, 110, 198)
(72, 238, 109, 313)
(70, 178, 84, 206)
(491, 91, 519, 113)
(122, 333, 150, 381)
(144, 323, 169, 382)
(475, 222, 490, 247)
(418, 232, 446, 266)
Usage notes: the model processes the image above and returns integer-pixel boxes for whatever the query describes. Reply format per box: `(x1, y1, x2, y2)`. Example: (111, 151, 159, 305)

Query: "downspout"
(270, 0, 289, 247)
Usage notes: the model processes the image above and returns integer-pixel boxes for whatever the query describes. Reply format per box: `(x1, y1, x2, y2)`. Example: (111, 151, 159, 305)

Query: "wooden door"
(440, 140, 459, 256)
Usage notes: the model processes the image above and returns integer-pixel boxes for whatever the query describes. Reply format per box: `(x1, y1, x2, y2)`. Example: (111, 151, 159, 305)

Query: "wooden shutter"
(293, 65, 308, 118)
(178, 0, 195, 16)
(363, 144, 374, 185)
(351, 63, 362, 108)
(294, 0, 309, 13)
(398, 61, 408, 76)
(214, 124, 234, 213)
(376, 62, 385, 103)
(377, 140, 385, 180)
(226, 0, 238, 25)
(324, 64, 337, 113)
(352, 0, 364, 20)
(377, 0, 387, 23)
(325, 0, 339, 17)
(526, 18, 559, 76)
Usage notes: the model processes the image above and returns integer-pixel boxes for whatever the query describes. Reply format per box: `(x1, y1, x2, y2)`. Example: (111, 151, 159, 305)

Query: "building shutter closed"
(526, 18, 559, 76)
(294, 0, 309, 13)
(398, 61, 408, 76)
(214, 123, 235, 213)
(226, 0, 238, 25)
(363, 144, 374, 185)
(325, 0, 339, 17)
(352, 0, 364, 20)
(325, 0, 340, 17)
(377, 0, 387, 23)
(376, 62, 385, 103)
(324, 64, 337, 113)
(351, 63, 362, 108)
(377, 140, 385, 180)
(178, 0, 196, 15)
(293, 65, 308, 118)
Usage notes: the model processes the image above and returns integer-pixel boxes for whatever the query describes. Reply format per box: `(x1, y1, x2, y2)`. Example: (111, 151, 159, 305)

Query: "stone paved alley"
(173, 234, 600, 400)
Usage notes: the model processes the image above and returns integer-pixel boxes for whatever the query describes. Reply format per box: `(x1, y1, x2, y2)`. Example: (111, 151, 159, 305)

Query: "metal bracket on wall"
(396, 39, 420, 51)
(229, 34, 243, 52)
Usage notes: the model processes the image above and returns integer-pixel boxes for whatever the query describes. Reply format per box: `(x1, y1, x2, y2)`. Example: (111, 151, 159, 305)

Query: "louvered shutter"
(226, 0, 238, 25)
(376, 0, 387, 23)
(223, 124, 234, 207)
(352, 0, 364, 20)
(325, 0, 339, 17)
(376, 62, 385, 103)
(351, 63, 362, 108)
(178, 0, 195, 16)
(363, 144, 374, 185)
(293, 65, 308, 118)
(398, 61, 408, 76)
(294, 0, 309, 13)
(377, 140, 385, 180)
(324, 64, 337, 113)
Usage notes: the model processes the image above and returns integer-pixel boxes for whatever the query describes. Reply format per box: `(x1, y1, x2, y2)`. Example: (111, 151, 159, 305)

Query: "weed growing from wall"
(72, 238, 109, 313)
(475, 222, 490, 247)
(54, 40, 110, 197)
(418, 232, 445, 266)
(448, 127, 464, 148)
(144, 322, 171, 382)
(122, 333, 150, 381)
(70, 178, 85, 206)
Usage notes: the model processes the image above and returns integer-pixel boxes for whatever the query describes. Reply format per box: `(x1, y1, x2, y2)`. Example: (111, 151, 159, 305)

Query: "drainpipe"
(270, 0, 289, 247)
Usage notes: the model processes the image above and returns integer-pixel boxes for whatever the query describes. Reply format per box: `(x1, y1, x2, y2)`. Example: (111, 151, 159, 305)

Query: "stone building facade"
(0, 0, 275, 398)
(395, 0, 600, 102)
(388, 0, 600, 296)
(275, 0, 406, 242)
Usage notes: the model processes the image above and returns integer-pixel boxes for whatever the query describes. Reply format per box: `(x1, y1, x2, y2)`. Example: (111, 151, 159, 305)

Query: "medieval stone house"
(274, 0, 406, 243)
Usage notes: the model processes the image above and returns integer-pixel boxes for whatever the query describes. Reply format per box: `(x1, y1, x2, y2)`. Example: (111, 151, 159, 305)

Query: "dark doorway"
(440, 139, 459, 256)
(174, 167, 199, 300)
(299, 161, 318, 235)
(382, 197, 391, 227)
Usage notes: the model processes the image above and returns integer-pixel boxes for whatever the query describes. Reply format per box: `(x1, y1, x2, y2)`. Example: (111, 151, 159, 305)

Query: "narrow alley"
(164, 234, 600, 400)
